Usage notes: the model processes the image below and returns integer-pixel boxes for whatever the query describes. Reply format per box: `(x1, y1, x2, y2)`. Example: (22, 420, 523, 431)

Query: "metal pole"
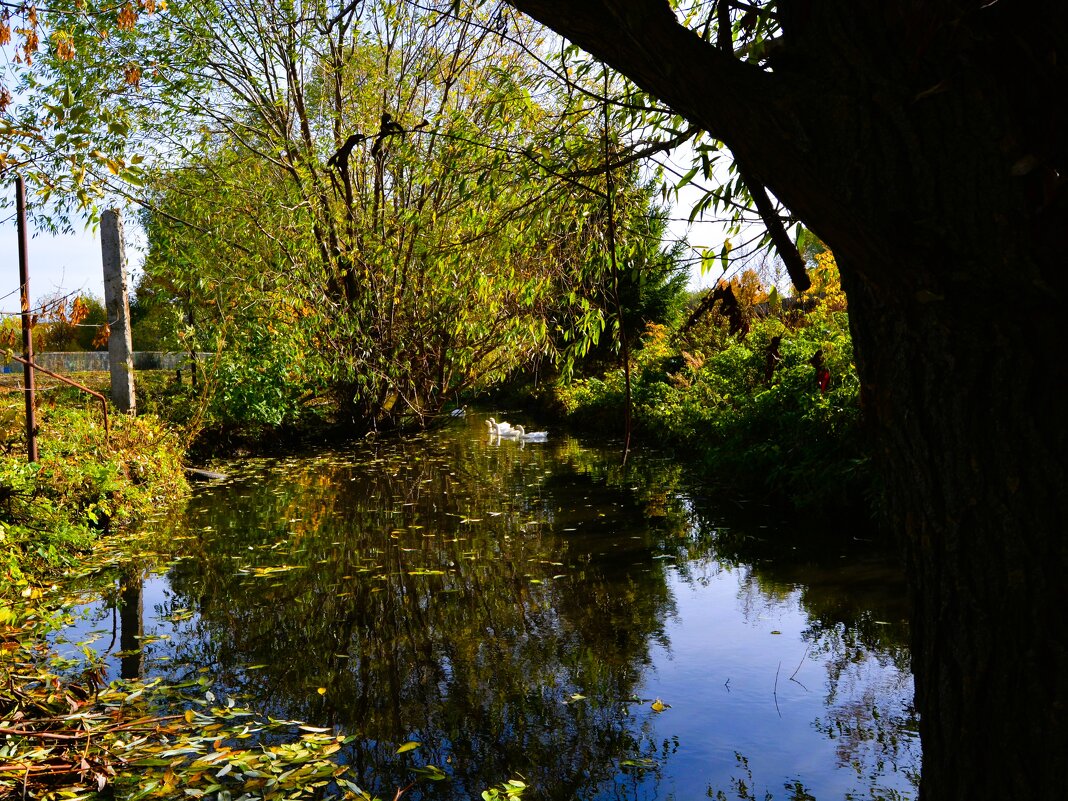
(15, 174, 38, 462)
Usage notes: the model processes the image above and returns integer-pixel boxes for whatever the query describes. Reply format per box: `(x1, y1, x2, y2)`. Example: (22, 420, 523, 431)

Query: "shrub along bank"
(1, 401, 188, 592)
(543, 254, 878, 517)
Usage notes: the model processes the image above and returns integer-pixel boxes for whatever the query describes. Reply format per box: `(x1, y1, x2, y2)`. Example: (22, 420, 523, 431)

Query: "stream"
(57, 413, 919, 800)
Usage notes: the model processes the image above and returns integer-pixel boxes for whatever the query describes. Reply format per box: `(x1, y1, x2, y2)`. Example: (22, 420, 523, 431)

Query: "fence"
(1, 352, 213, 374)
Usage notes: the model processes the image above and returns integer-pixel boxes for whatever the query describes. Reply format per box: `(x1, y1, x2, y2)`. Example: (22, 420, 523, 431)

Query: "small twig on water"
(788, 647, 810, 691)
(773, 661, 782, 719)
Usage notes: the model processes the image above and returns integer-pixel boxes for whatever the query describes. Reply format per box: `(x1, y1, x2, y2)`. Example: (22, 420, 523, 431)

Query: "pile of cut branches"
(1, 603, 373, 800)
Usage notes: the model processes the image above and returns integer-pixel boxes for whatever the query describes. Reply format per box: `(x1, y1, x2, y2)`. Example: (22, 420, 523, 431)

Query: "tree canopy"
(4, 0, 689, 428)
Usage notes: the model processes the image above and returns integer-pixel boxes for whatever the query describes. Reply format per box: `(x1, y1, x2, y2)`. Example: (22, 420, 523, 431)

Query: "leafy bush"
(550, 255, 877, 514)
(0, 405, 187, 593)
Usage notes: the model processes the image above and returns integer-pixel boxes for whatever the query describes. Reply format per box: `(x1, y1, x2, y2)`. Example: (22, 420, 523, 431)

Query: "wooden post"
(15, 175, 38, 462)
(101, 209, 136, 414)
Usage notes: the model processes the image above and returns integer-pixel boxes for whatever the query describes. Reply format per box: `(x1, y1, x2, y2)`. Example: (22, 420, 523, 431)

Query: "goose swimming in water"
(486, 417, 517, 437)
(514, 425, 548, 442)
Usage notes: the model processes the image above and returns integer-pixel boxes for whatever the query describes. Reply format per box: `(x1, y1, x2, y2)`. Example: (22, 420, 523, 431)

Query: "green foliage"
(0, 403, 187, 592)
(565, 177, 691, 372)
(0, 0, 161, 228)
(552, 255, 874, 513)
(122, 0, 596, 429)
(129, 288, 181, 352)
(208, 328, 307, 428)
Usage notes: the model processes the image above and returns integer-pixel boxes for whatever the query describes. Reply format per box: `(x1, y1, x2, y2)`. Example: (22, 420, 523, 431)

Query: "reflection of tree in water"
(124, 425, 920, 800)
(685, 502, 918, 799)
(146, 431, 687, 799)
(809, 626, 919, 799)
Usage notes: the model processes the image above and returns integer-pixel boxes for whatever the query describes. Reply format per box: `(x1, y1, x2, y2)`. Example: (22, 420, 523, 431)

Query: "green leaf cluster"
(552, 257, 874, 512)
(0, 401, 188, 592)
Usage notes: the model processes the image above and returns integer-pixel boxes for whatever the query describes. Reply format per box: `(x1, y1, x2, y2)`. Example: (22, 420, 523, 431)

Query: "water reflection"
(64, 416, 918, 799)
(118, 569, 143, 680)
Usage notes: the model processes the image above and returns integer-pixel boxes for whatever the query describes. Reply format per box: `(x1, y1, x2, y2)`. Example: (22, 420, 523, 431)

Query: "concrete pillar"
(101, 209, 137, 414)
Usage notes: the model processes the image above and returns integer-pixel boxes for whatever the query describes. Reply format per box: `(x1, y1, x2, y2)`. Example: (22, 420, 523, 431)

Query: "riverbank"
(0, 378, 381, 798)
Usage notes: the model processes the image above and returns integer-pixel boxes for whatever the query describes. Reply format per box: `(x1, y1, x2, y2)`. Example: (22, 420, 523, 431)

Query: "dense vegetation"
(548, 252, 869, 514)
(0, 380, 188, 589)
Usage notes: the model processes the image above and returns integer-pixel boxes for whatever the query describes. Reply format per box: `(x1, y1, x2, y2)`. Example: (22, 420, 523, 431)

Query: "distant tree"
(22, 293, 106, 352)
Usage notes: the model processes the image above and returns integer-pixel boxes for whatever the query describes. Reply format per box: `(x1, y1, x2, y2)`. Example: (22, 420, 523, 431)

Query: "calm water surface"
(60, 415, 919, 800)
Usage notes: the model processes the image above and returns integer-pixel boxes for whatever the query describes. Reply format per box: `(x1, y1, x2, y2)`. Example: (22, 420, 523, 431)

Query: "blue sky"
(0, 215, 148, 315)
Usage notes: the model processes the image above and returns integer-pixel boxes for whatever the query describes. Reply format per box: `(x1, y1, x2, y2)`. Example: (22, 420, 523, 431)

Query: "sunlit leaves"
(482, 778, 528, 801)
(116, 3, 138, 31)
(52, 30, 77, 62)
(133, 0, 614, 427)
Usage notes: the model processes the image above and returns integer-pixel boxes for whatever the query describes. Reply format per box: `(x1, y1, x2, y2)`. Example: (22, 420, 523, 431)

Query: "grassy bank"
(1, 378, 189, 592)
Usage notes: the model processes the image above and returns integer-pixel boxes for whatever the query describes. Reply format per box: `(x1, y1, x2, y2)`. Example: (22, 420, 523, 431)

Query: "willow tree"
(498, 1, 1068, 798)
(34, 0, 629, 426)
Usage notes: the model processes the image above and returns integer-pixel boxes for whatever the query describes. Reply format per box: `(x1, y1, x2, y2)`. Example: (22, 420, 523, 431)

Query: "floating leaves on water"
(483, 778, 528, 800)
(620, 757, 658, 770)
(651, 698, 670, 712)
(407, 569, 446, 576)
(237, 564, 306, 578)
(771, 630, 782, 635)
(566, 693, 586, 703)
(411, 764, 447, 780)
(396, 741, 421, 754)
(316, 687, 327, 695)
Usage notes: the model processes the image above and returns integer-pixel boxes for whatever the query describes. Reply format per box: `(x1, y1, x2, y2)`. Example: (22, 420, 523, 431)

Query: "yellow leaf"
(317, 687, 327, 695)
(651, 698, 669, 713)
(396, 741, 420, 754)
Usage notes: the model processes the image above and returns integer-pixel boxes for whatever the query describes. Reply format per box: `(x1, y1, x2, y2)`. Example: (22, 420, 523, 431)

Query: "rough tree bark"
(504, 1, 1068, 797)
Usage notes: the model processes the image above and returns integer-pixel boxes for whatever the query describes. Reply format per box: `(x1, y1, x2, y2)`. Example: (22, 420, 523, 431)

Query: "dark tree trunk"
(505, 0, 1068, 796)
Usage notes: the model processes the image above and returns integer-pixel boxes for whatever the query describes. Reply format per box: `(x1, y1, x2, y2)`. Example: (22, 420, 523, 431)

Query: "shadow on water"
(57, 415, 919, 800)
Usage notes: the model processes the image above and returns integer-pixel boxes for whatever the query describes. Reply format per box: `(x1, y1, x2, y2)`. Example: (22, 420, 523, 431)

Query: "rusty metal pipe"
(8, 355, 110, 443)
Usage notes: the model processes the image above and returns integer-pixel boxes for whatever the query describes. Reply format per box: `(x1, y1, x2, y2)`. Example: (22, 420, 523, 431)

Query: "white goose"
(514, 425, 548, 442)
(486, 417, 517, 437)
